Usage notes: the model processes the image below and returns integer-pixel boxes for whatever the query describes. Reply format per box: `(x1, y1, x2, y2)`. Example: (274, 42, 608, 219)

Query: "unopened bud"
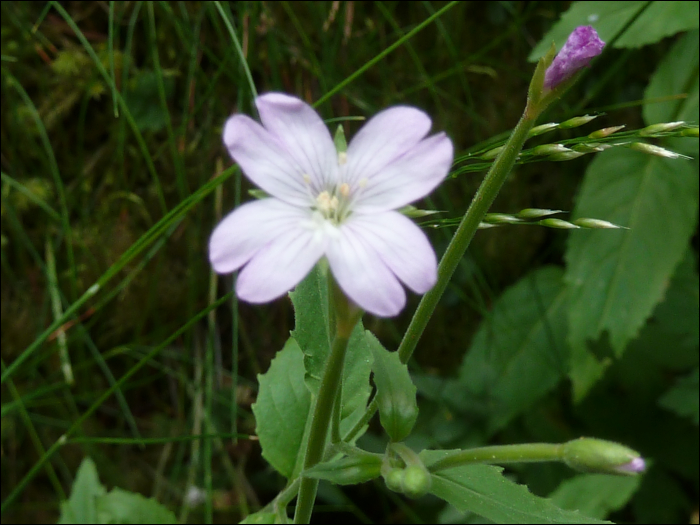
(528, 123, 559, 137)
(544, 26, 605, 90)
(563, 438, 645, 476)
(401, 465, 432, 499)
(628, 142, 686, 159)
(560, 114, 598, 129)
(639, 121, 685, 136)
(588, 125, 625, 139)
(383, 468, 405, 493)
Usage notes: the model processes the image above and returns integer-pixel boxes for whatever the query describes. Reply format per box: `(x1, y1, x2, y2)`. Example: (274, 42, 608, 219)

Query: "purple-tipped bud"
(544, 26, 605, 90)
(563, 438, 645, 476)
(615, 457, 646, 475)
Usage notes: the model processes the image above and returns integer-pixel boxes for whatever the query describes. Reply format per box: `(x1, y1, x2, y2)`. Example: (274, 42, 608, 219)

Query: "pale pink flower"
(209, 93, 453, 317)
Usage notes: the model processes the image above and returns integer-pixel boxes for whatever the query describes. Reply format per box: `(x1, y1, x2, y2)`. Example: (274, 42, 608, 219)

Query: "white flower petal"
(353, 132, 453, 213)
(223, 114, 310, 206)
(256, 93, 339, 192)
(209, 199, 310, 274)
(237, 224, 327, 303)
(346, 212, 437, 293)
(327, 226, 406, 317)
(345, 106, 432, 187)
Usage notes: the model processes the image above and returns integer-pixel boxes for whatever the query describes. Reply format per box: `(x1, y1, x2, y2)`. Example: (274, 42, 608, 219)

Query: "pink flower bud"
(544, 26, 605, 90)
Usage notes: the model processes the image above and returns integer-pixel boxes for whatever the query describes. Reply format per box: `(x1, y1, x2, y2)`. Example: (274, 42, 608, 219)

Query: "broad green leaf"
(643, 30, 699, 126)
(289, 265, 332, 393)
(565, 148, 699, 400)
(529, 2, 698, 61)
(448, 266, 569, 433)
(659, 367, 699, 425)
(650, 250, 699, 355)
(549, 474, 642, 519)
(421, 450, 609, 524)
(289, 265, 373, 440)
(369, 336, 418, 442)
(252, 338, 311, 478)
(58, 457, 106, 524)
(95, 488, 176, 524)
(643, 29, 699, 157)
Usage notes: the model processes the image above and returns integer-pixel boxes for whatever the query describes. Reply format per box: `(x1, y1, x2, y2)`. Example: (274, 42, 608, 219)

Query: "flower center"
(313, 183, 351, 224)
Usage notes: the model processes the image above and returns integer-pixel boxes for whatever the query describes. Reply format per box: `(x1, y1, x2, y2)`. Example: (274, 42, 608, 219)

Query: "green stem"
(397, 104, 538, 364)
(293, 333, 350, 524)
(427, 443, 564, 473)
(293, 281, 362, 524)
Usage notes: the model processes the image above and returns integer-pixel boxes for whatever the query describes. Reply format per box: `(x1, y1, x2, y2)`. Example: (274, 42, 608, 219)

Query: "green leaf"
(252, 338, 312, 479)
(659, 367, 699, 425)
(369, 336, 418, 442)
(339, 327, 374, 439)
(59, 458, 175, 524)
(644, 29, 699, 126)
(58, 457, 106, 524)
(448, 266, 569, 433)
(95, 488, 176, 524)
(289, 265, 373, 440)
(549, 474, 642, 519)
(529, 2, 698, 61)
(421, 450, 609, 524)
(565, 148, 699, 400)
(290, 265, 332, 394)
(643, 29, 699, 157)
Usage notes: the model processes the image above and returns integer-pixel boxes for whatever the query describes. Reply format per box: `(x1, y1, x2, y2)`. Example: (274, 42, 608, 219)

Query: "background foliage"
(1, 1, 697, 523)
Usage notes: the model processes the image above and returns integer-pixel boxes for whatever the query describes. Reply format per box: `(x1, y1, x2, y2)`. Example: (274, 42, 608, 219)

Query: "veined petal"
(327, 226, 406, 317)
(223, 114, 311, 206)
(209, 199, 310, 274)
(345, 212, 437, 293)
(353, 132, 453, 213)
(256, 93, 339, 191)
(345, 106, 432, 187)
(237, 223, 327, 303)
